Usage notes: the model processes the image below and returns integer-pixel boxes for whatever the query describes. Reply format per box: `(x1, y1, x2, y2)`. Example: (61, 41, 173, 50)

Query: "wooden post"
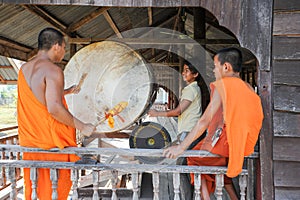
(193, 7, 210, 112)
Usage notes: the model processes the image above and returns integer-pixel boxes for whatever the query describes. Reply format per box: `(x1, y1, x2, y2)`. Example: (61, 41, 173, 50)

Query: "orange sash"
(188, 77, 263, 193)
(213, 77, 263, 177)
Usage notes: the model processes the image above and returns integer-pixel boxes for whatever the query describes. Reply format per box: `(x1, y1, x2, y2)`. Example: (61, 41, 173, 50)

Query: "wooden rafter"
(22, 5, 71, 37)
(67, 7, 110, 32)
(1, 0, 206, 7)
(68, 38, 237, 45)
(185, 8, 237, 39)
(148, 7, 153, 26)
(0, 66, 13, 68)
(103, 10, 123, 38)
(0, 36, 32, 53)
(0, 44, 29, 61)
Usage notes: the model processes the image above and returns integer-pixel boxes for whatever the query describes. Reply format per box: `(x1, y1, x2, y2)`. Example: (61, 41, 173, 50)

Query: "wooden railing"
(0, 126, 20, 194)
(0, 143, 259, 200)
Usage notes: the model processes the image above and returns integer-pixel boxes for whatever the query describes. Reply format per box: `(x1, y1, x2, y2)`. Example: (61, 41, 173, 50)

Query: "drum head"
(129, 122, 171, 164)
(64, 41, 154, 133)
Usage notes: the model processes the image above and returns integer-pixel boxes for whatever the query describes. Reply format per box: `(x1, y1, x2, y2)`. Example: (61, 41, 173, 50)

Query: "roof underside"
(0, 4, 256, 85)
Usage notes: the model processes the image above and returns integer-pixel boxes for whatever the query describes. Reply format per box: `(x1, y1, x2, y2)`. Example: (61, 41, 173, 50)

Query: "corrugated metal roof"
(0, 56, 18, 84)
(0, 56, 11, 66)
(0, 4, 256, 85)
(0, 67, 17, 81)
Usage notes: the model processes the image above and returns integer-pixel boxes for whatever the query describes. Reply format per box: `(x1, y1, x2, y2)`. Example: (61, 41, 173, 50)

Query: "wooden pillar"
(193, 7, 210, 112)
(178, 7, 186, 101)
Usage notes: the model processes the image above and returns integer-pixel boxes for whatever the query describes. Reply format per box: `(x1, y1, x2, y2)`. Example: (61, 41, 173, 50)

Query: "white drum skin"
(64, 41, 154, 133)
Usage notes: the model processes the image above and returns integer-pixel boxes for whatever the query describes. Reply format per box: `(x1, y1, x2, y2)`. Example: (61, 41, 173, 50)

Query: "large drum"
(64, 41, 155, 133)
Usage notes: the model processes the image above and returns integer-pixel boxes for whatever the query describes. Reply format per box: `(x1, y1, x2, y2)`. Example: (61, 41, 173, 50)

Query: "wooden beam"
(130, 14, 177, 38)
(103, 10, 123, 38)
(1, 1, 209, 7)
(67, 7, 110, 32)
(68, 37, 237, 45)
(0, 36, 32, 53)
(0, 44, 29, 61)
(151, 63, 179, 67)
(0, 80, 17, 84)
(22, 5, 71, 37)
(0, 66, 12, 68)
(148, 7, 153, 26)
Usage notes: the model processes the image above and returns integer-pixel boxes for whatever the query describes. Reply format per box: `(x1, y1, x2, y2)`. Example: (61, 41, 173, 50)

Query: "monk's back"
(21, 58, 55, 106)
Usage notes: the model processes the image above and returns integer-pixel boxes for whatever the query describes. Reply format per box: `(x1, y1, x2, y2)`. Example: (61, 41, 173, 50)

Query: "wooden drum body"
(64, 41, 154, 133)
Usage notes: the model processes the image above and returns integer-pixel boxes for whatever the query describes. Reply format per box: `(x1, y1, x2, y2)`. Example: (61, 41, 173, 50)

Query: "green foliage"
(0, 85, 17, 129)
(0, 105, 17, 129)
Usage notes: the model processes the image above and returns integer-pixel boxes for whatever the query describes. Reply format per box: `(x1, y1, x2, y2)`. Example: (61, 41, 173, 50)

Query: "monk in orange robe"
(17, 27, 95, 200)
(163, 47, 263, 200)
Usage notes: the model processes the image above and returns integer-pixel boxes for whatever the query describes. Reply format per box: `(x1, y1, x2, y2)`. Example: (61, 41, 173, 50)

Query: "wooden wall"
(273, 1, 300, 199)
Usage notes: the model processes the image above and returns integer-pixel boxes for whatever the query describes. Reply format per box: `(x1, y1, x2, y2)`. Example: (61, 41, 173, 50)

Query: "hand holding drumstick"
(64, 73, 88, 95)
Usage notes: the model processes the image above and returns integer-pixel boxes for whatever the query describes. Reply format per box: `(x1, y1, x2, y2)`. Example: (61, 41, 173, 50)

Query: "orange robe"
(17, 70, 79, 200)
(188, 77, 263, 193)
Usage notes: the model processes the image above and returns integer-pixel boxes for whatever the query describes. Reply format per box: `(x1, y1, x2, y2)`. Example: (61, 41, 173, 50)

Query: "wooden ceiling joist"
(103, 10, 123, 38)
(22, 5, 71, 37)
(0, 36, 32, 53)
(68, 37, 237, 45)
(0, 66, 13, 68)
(0, 44, 29, 61)
(151, 62, 179, 67)
(0, 80, 17, 84)
(67, 7, 110, 32)
(148, 7, 153, 26)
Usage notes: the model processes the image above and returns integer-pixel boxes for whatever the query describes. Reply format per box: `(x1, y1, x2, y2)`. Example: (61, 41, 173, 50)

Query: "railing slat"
(30, 167, 37, 200)
(194, 173, 201, 200)
(92, 170, 99, 200)
(111, 170, 118, 200)
(247, 159, 255, 200)
(8, 167, 17, 200)
(71, 169, 79, 200)
(173, 172, 180, 200)
(50, 169, 58, 200)
(239, 174, 247, 200)
(152, 172, 159, 200)
(132, 172, 139, 200)
(215, 174, 224, 200)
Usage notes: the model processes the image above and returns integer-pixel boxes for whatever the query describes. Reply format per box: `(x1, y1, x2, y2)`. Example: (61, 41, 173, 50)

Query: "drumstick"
(77, 73, 88, 88)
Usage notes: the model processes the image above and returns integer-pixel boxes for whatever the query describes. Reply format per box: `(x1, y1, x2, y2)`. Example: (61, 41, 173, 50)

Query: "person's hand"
(68, 84, 81, 94)
(64, 85, 81, 95)
(148, 109, 158, 117)
(163, 144, 185, 159)
(80, 123, 96, 137)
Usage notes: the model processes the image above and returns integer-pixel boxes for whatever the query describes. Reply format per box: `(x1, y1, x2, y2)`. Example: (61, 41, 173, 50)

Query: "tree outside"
(0, 85, 17, 129)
